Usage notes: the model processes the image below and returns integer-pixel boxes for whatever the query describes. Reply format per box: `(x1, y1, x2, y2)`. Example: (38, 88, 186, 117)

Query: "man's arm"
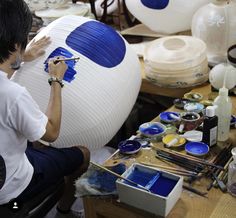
(41, 58, 67, 142)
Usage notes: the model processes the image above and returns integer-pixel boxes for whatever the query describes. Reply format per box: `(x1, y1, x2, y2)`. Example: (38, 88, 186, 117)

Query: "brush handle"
(53, 57, 80, 64)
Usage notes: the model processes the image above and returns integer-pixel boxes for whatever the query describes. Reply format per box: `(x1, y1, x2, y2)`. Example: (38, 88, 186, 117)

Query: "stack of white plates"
(143, 36, 209, 88)
(35, 2, 90, 25)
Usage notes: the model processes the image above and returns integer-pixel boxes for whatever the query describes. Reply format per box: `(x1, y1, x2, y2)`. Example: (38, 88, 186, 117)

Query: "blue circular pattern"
(66, 21, 126, 68)
(185, 142, 209, 156)
(141, 0, 169, 10)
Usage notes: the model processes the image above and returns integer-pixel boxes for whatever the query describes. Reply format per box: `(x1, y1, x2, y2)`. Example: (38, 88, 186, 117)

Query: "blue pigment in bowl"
(139, 122, 166, 137)
(185, 142, 209, 156)
(118, 140, 141, 154)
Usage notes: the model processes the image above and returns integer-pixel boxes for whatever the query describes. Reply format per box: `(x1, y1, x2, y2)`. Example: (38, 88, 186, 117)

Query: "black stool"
(0, 155, 65, 218)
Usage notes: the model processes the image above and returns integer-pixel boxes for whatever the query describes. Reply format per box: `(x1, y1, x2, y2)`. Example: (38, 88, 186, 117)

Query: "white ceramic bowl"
(47, 0, 70, 9)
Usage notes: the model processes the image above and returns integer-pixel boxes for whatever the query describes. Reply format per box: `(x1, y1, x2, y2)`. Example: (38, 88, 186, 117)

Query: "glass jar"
(192, 0, 236, 66)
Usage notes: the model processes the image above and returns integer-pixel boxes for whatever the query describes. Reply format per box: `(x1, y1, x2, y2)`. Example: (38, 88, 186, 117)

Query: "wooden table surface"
(83, 84, 236, 218)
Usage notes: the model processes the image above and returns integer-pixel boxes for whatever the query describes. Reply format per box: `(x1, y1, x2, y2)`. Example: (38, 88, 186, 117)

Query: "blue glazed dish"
(118, 140, 142, 154)
(139, 122, 166, 138)
(159, 111, 180, 123)
(230, 115, 236, 127)
(185, 142, 209, 156)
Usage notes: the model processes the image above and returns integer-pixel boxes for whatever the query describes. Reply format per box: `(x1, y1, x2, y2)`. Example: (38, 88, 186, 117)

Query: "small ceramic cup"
(180, 112, 202, 132)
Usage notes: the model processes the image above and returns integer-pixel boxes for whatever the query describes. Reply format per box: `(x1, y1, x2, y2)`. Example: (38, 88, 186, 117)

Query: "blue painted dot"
(44, 47, 77, 83)
(66, 21, 126, 68)
(141, 0, 169, 10)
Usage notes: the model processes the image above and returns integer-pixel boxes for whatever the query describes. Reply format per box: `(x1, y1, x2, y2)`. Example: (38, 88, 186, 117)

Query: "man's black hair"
(0, 0, 32, 63)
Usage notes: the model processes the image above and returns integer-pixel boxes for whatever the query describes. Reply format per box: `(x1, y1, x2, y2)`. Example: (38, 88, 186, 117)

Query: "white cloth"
(0, 70, 48, 204)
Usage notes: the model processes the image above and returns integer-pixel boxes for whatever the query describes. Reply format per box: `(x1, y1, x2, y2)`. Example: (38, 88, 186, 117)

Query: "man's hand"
(48, 57, 68, 80)
(23, 36, 51, 62)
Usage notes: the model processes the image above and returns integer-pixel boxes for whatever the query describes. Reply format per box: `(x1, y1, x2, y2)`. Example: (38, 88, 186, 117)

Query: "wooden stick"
(139, 161, 198, 175)
(156, 148, 224, 170)
(183, 185, 208, 197)
(90, 161, 151, 193)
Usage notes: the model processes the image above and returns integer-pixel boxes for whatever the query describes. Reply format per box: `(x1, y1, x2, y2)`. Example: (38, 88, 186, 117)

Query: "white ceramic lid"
(143, 35, 207, 70)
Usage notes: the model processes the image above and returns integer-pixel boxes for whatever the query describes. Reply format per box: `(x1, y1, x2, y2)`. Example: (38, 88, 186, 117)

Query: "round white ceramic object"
(143, 35, 209, 88)
(209, 63, 236, 90)
(12, 15, 141, 149)
(125, 0, 210, 34)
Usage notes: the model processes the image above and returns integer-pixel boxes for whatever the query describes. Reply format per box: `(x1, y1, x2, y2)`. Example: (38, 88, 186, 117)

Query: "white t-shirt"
(0, 70, 48, 204)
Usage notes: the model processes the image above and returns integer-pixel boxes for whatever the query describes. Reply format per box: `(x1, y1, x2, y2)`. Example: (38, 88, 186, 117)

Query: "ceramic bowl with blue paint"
(118, 140, 142, 154)
(230, 115, 236, 127)
(159, 111, 181, 123)
(185, 142, 209, 156)
(139, 122, 166, 139)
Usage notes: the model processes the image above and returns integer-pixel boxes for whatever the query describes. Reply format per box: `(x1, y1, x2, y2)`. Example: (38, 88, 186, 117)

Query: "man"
(0, 0, 90, 216)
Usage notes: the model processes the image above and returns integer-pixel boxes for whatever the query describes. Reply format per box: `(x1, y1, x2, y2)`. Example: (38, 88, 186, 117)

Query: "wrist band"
(48, 77, 64, 88)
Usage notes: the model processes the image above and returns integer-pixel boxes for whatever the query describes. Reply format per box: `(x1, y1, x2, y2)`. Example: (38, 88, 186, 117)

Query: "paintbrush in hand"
(53, 57, 80, 64)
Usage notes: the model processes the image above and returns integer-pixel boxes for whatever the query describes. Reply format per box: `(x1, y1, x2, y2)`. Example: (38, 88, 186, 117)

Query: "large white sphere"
(125, 0, 210, 34)
(13, 15, 141, 149)
(209, 63, 236, 90)
(192, 1, 236, 66)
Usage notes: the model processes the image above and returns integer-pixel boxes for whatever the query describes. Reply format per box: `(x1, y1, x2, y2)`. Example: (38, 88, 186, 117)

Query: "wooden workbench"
(83, 84, 236, 218)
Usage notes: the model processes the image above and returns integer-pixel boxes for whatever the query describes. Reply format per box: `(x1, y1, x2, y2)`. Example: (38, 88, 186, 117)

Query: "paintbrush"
(156, 148, 225, 170)
(139, 161, 198, 175)
(90, 161, 151, 193)
(213, 156, 233, 187)
(183, 185, 208, 198)
(52, 57, 80, 64)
